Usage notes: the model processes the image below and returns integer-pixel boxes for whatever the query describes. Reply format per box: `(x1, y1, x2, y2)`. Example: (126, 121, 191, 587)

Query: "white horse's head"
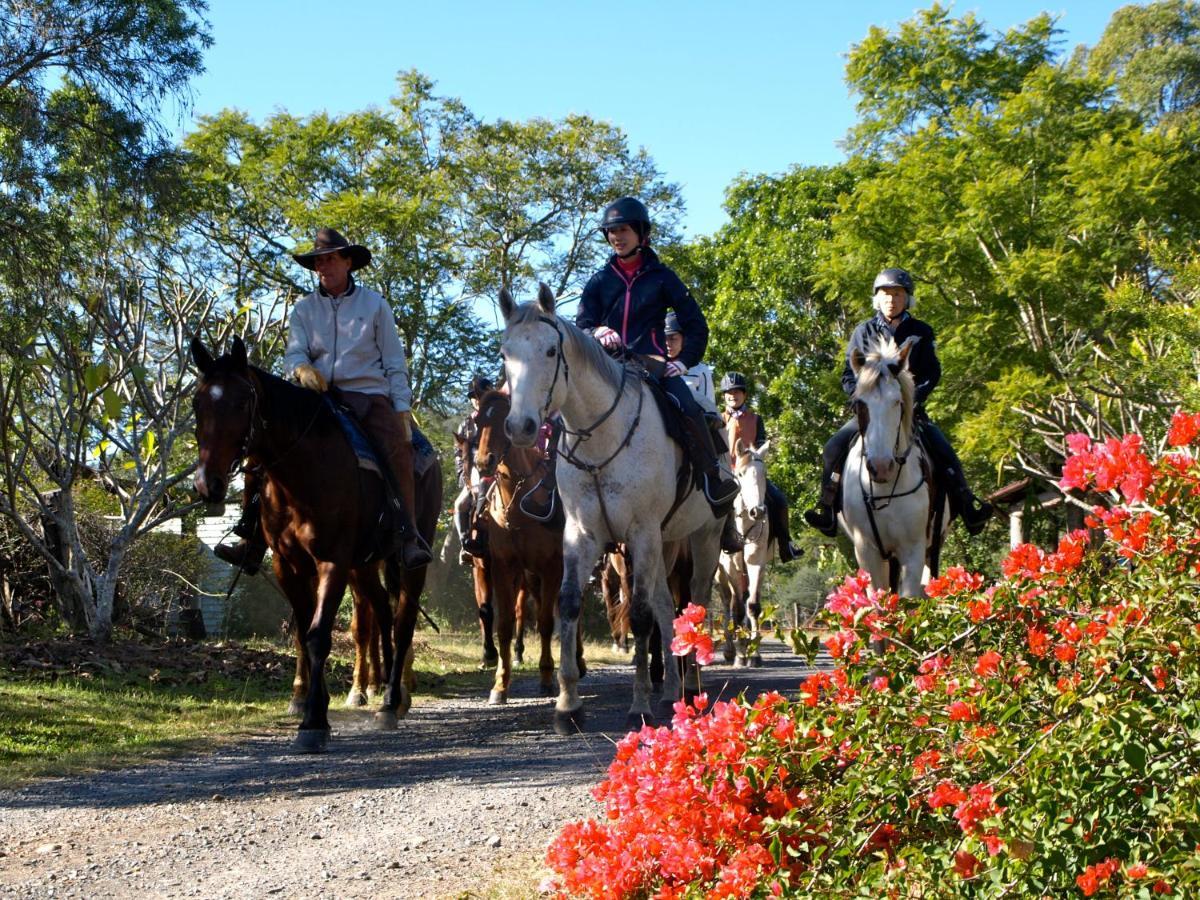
(849, 334, 919, 483)
(732, 438, 769, 521)
(498, 283, 567, 447)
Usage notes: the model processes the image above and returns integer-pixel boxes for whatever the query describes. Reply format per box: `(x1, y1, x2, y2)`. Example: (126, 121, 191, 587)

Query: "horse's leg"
(346, 590, 370, 707)
(553, 527, 598, 735)
(489, 556, 520, 705)
(474, 560, 498, 669)
(601, 557, 625, 653)
(294, 563, 347, 753)
(349, 567, 394, 711)
(628, 527, 677, 723)
(897, 544, 928, 600)
(538, 564, 561, 696)
(275, 562, 313, 717)
(745, 557, 765, 667)
(377, 563, 422, 727)
(514, 583, 527, 668)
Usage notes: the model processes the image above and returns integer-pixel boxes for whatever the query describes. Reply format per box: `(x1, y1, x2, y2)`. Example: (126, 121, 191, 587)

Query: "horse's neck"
(496, 447, 540, 495)
(558, 351, 639, 457)
(248, 377, 333, 485)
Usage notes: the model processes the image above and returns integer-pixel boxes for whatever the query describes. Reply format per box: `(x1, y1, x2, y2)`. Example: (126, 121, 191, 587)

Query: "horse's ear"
(734, 438, 746, 458)
(499, 287, 516, 322)
(230, 335, 248, 371)
(850, 347, 866, 374)
(755, 440, 771, 458)
(536, 282, 556, 316)
(190, 335, 214, 375)
(897, 335, 920, 368)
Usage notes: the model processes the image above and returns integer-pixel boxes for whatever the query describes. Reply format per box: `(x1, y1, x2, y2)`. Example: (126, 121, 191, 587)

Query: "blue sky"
(177, 1, 1131, 238)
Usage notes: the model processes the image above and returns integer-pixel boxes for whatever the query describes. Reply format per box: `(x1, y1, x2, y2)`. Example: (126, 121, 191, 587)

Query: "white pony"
(716, 439, 771, 667)
(499, 284, 723, 732)
(840, 334, 950, 597)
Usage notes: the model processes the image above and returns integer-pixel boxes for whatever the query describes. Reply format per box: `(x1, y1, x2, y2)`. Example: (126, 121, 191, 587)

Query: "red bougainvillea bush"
(546, 413, 1200, 898)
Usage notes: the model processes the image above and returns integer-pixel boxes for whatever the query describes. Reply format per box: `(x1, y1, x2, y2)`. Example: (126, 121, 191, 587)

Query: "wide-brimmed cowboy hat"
(292, 227, 372, 272)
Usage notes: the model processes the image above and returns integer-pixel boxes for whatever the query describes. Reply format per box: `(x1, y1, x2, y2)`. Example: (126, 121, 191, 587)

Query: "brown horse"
(473, 390, 583, 703)
(191, 336, 439, 752)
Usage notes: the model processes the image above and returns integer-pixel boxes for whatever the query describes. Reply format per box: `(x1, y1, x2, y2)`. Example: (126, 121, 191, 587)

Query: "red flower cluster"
(671, 603, 714, 666)
(1076, 858, 1120, 896)
(926, 565, 984, 598)
(1060, 432, 1154, 503)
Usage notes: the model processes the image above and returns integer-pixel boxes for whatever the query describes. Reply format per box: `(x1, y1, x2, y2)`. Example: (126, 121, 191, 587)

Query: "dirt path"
(0, 641, 817, 899)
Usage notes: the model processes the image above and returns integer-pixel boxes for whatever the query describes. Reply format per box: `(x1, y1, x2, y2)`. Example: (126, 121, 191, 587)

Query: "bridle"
(203, 371, 323, 480)
(732, 455, 768, 543)
(533, 315, 644, 477)
(854, 387, 926, 559)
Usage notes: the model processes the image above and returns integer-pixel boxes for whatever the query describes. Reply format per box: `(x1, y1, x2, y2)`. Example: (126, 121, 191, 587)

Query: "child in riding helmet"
(802, 267, 993, 537)
(663, 311, 716, 409)
(453, 374, 494, 561)
(574, 197, 738, 512)
(720, 372, 802, 563)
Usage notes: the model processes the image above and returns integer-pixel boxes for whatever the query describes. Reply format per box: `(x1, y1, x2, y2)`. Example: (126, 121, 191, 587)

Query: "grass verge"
(0, 629, 627, 789)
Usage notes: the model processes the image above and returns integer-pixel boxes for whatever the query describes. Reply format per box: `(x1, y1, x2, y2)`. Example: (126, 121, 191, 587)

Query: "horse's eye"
(546, 347, 557, 358)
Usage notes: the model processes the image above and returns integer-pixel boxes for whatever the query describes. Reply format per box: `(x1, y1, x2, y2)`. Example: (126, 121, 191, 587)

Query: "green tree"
(1089, 0, 1200, 125)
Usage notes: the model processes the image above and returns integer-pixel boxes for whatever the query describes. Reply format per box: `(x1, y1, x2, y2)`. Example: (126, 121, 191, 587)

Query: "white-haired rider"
(802, 267, 993, 537)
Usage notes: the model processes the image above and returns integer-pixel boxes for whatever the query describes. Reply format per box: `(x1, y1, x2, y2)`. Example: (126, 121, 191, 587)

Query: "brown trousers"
(339, 390, 417, 522)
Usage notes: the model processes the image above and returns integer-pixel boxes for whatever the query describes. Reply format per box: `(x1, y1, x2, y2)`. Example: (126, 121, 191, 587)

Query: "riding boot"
(765, 482, 802, 562)
(948, 466, 994, 536)
(519, 419, 560, 521)
(682, 411, 738, 514)
(720, 514, 744, 553)
(213, 485, 269, 575)
(379, 426, 433, 570)
(802, 479, 840, 538)
(461, 487, 490, 557)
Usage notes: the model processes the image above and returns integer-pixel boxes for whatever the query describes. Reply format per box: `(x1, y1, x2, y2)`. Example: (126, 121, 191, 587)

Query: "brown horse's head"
(473, 389, 511, 477)
(190, 335, 256, 503)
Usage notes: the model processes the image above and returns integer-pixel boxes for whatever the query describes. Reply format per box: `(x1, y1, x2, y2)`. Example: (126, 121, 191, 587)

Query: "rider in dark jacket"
(803, 267, 993, 537)
(573, 197, 737, 513)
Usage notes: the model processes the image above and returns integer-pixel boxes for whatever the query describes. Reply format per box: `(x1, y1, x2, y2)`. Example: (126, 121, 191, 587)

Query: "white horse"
(716, 439, 772, 667)
(840, 334, 950, 597)
(499, 284, 723, 732)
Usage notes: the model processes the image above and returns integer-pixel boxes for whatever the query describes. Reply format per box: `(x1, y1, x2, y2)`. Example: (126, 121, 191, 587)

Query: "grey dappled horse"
(499, 284, 723, 732)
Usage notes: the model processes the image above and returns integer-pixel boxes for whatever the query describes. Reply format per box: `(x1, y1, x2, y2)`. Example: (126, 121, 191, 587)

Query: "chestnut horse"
(472, 389, 584, 703)
(451, 429, 500, 670)
(191, 336, 440, 752)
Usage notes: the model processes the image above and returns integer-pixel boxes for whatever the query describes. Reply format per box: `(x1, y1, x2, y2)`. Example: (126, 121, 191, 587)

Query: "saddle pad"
(326, 397, 382, 477)
(640, 370, 702, 493)
(412, 425, 437, 477)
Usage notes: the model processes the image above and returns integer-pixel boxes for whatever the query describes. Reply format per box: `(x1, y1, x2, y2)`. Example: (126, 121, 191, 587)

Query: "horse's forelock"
(851, 335, 916, 436)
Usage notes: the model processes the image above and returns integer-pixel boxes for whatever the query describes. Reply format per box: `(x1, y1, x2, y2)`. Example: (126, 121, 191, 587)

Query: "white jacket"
(682, 361, 717, 412)
(282, 283, 412, 412)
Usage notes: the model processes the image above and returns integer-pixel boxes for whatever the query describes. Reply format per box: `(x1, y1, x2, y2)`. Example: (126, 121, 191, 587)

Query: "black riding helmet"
(873, 267, 915, 296)
(467, 374, 494, 400)
(663, 311, 682, 335)
(598, 197, 651, 241)
(720, 372, 748, 393)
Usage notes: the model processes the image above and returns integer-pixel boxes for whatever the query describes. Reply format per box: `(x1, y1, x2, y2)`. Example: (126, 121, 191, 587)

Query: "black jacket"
(576, 247, 708, 368)
(841, 312, 940, 405)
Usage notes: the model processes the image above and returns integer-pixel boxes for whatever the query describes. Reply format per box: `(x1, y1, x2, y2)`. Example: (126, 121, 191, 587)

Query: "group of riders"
(214, 198, 993, 577)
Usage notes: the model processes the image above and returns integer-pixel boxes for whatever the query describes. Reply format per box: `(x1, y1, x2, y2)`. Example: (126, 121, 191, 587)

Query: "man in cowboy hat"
(213, 227, 433, 572)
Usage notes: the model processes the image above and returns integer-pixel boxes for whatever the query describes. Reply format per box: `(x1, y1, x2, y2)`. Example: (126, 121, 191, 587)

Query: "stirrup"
(703, 473, 738, 508)
(214, 539, 268, 575)
(518, 479, 557, 522)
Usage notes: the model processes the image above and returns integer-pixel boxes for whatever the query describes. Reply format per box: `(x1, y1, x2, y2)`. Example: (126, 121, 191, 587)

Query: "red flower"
(670, 603, 714, 665)
(947, 701, 977, 723)
(953, 850, 982, 878)
(927, 780, 967, 809)
(1168, 410, 1200, 447)
(1127, 862, 1149, 879)
(926, 566, 984, 598)
(1027, 627, 1051, 657)
(974, 651, 1002, 678)
(1002, 543, 1046, 581)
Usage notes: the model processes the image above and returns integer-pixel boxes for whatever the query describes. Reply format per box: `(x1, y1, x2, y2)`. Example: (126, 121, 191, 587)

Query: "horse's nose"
(479, 451, 497, 473)
(195, 468, 226, 502)
(868, 457, 895, 483)
(505, 415, 538, 445)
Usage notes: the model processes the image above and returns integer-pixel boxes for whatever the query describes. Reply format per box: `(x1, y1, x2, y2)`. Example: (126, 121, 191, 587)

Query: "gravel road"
(0, 641, 816, 899)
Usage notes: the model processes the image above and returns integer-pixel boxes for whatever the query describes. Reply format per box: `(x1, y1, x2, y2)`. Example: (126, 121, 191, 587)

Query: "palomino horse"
(191, 337, 440, 752)
(716, 439, 772, 667)
(472, 388, 585, 703)
(499, 284, 723, 732)
(840, 334, 950, 597)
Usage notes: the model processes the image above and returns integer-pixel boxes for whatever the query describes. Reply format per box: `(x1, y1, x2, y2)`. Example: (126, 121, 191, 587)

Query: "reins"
(857, 400, 926, 560)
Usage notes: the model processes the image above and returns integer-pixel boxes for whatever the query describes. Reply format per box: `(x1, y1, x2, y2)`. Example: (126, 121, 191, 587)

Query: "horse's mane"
(505, 302, 637, 396)
(851, 334, 916, 438)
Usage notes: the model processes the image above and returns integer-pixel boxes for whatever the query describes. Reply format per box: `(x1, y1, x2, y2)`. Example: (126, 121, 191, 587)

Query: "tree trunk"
(0, 574, 14, 631)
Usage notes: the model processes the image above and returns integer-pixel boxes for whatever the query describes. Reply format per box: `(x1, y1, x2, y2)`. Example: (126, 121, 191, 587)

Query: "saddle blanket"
(326, 397, 437, 478)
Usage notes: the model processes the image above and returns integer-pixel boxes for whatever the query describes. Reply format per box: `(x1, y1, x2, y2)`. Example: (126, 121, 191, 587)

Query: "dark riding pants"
(820, 416, 968, 494)
(764, 479, 794, 549)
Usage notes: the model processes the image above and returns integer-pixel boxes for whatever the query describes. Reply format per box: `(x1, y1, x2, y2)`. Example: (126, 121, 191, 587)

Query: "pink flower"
(671, 604, 714, 665)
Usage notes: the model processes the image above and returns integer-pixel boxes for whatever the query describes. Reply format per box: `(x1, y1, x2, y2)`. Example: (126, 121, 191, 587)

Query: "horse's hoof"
(287, 698, 305, 717)
(749, 655, 764, 668)
(655, 699, 679, 722)
(650, 680, 664, 698)
(539, 682, 555, 697)
(366, 686, 379, 701)
(480, 654, 498, 670)
(553, 708, 585, 736)
(624, 712, 654, 731)
(293, 729, 330, 754)
(345, 689, 367, 708)
(723, 650, 736, 664)
(610, 642, 622, 654)
(578, 661, 588, 678)
(374, 710, 398, 731)
(488, 689, 508, 705)
(734, 655, 748, 668)
(514, 654, 524, 667)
